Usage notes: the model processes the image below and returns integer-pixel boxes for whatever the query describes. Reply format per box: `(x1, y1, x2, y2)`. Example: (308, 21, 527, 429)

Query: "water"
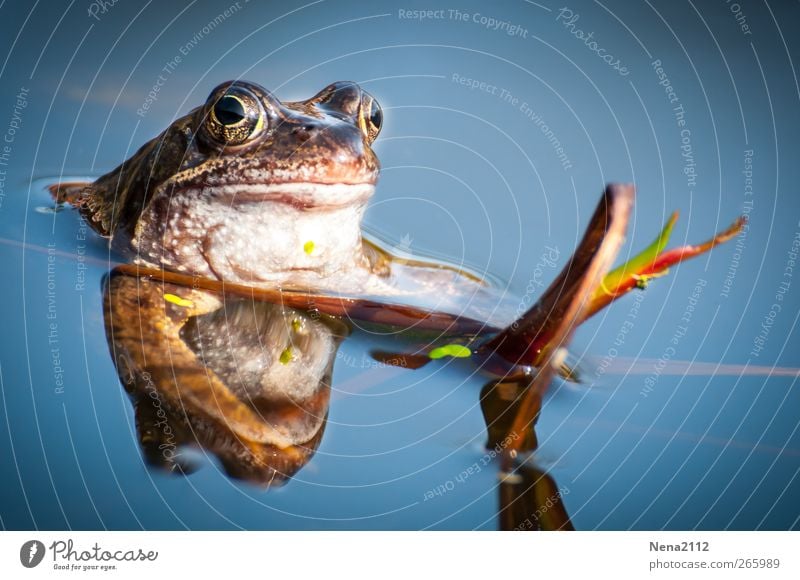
(1, 0, 799, 530)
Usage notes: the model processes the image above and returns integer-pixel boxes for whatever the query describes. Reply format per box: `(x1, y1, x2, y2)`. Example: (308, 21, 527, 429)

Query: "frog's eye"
(358, 93, 382, 143)
(205, 85, 266, 146)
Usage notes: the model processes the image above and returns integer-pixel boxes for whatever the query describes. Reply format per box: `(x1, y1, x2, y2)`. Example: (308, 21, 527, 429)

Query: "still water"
(1, 0, 798, 530)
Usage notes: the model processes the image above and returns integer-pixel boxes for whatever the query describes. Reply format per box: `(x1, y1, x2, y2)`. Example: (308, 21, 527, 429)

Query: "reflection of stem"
(482, 377, 574, 530)
(503, 358, 556, 461)
(498, 464, 574, 531)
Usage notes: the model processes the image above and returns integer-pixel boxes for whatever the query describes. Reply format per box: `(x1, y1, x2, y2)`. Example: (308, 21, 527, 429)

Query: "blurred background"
(0, 0, 798, 530)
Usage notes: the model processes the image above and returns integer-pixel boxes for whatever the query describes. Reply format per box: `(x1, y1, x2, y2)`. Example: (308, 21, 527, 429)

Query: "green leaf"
(428, 344, 472, 360)
(597, 211, 678, 297)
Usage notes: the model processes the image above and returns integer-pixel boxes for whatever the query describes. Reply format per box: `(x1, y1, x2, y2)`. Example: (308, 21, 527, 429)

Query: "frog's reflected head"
(188, 80, 382, 207)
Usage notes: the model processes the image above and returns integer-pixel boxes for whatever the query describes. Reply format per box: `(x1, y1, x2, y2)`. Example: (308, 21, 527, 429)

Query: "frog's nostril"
(292, 125, 315, 142)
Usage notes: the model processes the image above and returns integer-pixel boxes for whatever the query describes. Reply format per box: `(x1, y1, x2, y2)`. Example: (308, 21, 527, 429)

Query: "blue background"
(0, 0, 798, 529)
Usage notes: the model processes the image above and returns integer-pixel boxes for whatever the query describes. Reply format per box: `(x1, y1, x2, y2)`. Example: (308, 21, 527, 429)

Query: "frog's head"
(179, 79, 382, 209)
(61, 80, 383, 284)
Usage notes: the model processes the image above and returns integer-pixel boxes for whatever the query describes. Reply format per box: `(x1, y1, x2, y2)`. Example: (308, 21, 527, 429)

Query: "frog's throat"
(177, 182, 375, 209)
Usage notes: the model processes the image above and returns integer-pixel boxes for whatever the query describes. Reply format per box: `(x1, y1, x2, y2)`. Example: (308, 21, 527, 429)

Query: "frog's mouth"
(195, 181, 376, 209)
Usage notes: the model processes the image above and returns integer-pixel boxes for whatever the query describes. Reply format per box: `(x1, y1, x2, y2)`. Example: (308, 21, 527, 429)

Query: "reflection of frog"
(105, 267, 575, 527)
(105, 271, 346, 485)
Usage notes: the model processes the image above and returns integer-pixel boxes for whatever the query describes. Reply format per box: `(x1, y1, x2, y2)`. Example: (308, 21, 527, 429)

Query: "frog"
(52, 80, 501, 316)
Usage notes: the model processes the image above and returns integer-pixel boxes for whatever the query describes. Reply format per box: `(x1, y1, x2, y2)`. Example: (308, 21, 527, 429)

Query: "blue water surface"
(0, 0, 798, 530)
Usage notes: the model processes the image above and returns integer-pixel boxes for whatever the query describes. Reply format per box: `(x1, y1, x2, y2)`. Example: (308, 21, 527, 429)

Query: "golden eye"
(214, 94, 246, 125)
(358, 93, 382, 143)
(206, 86, 265, 145)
